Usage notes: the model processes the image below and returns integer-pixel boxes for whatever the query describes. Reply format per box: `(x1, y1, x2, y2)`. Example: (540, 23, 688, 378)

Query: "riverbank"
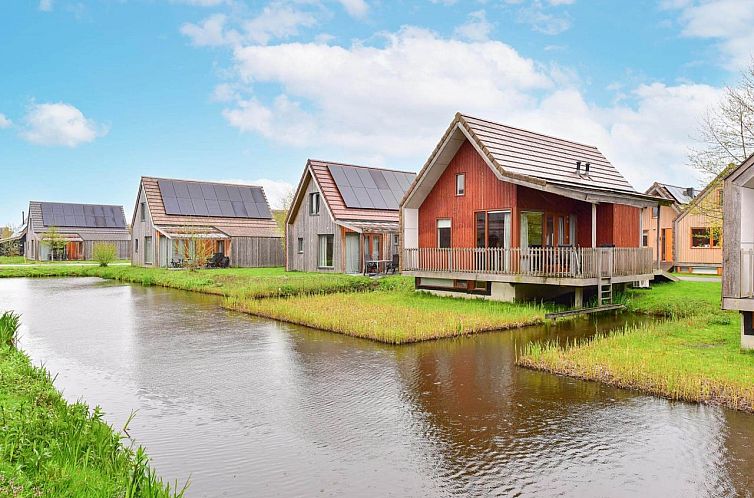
(226, 278, 548, 344)
(0, 311, 185, 496)
(0, 265, 374, 299)
(518, 281, 754, 412)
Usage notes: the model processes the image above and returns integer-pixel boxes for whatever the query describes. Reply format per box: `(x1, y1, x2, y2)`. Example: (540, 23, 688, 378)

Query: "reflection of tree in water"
(393, 321, 747, 496)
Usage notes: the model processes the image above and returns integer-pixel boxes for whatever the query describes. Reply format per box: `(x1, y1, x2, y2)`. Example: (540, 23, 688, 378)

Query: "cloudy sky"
(1, 0, 752, 226)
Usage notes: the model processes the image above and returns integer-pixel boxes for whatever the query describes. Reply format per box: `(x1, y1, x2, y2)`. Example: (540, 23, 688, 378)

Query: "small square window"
(456, 173, 465, 196)
(297, 237, 304, 254)
(651, 206, 659, 218)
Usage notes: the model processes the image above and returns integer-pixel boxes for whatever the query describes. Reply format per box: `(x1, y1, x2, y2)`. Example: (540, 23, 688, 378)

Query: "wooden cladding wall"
(418, 140, 516, 248)
(596, 204, 640, 247)
(231, 236, 284, 268)
(83, 240, 130, 260)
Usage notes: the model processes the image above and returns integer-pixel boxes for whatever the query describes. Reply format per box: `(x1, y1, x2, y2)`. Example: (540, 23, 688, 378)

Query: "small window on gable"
(309, 192, 320, 215)
(456, 173, 465, 196)
(140, 202, 146, 222)
(651, 206, 659, 218)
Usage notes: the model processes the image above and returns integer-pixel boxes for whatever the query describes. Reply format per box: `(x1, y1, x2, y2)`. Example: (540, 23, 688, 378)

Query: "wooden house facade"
(641, 183, 696, 270)
(721, 153, 754, 349)
(401, 113, 664, 305)
(22, 201, 130, 261)
(286, 160, 415, 274)
(673, 181, 723, 275)
(131, 177, 283, 268)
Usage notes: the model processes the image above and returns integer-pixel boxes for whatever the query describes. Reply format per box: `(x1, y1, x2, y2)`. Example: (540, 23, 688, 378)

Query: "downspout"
(655, 202, 661, 270)
(591, 203, 597, 248)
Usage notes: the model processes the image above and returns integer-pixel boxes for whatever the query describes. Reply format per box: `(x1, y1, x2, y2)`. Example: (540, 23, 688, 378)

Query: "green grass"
(0, 265, 375, 299)
(227, 277, 548, 344)
(0, 256, 27, 264)
(0, 311, 186, 497)
(518, 280, 754, 412)
(0, 257, 130, 266)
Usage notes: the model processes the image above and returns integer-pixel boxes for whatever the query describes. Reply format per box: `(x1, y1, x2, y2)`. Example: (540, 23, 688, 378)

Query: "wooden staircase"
(598, 277, 613, 305)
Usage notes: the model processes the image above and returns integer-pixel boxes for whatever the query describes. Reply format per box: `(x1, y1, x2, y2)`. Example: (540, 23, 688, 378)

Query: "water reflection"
(0, 278, 751, 497)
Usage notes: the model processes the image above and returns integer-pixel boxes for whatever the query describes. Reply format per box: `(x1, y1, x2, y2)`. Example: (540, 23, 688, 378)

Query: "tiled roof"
(307, 160, 415, 224)
(141, 177, 281, 239)
(459, 114, 636, 193)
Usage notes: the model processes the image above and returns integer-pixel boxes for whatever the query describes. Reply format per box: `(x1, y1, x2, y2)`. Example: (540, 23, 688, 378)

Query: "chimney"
(684, 187, 695, 198)
(576, 160, 581, 173)
(585, 162, 591, 173)
(21, 211, 25, 226)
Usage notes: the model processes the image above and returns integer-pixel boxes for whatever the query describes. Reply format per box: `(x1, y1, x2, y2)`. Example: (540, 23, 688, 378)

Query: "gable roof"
(139, 177, 281, 238)
(28, 201, 130, 241)
(674, 168, 730, 224)
(403, 113, 666, 209)
(288, 160, 416, 229)
(645, 182, 697, 205)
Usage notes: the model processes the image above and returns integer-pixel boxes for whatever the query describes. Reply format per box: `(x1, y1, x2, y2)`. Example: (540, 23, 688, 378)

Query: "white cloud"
(338, 0, 368, 18)
(210, 24, 723, 189)
(666, 0, 754, 69)
(0, 114, 11, 129)
(516, 1, 572, 35)
(38, 0, 53, 12)
(21, 102, 107, 147)
(181, 3, 318, 47)
(454, 10, 493, 42)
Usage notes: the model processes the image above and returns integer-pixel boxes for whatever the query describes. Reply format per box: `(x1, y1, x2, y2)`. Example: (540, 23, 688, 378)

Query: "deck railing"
(403, 246, 653, 279)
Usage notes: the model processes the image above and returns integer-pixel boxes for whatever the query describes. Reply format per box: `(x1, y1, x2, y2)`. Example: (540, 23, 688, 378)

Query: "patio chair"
(206, 252, 224, 268)
(386, 254, 399, 274)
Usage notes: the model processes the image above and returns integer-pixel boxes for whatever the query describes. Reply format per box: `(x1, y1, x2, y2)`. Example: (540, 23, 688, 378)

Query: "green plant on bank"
(93, 243, 118, 267)
(0, 311, 187, 497)
(226, 282, 549, 344)
(518, 281, 754, 412)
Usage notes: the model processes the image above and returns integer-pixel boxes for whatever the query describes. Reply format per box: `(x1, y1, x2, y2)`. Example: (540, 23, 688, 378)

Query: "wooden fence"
(403, 246, 653, 279)
(230, 236, 284, 268)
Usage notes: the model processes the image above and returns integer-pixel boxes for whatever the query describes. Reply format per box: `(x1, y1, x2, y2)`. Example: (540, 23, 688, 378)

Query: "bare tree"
(688, 60, 754, 237)
(42, 226, 66, 261)
(273, 187, 295, 252)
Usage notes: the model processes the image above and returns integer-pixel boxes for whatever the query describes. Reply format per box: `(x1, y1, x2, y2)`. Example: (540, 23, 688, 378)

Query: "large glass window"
(144, 236, 153, 264)
(437, 219, 451, 248)
(520, 212, 543, 247)
(309, 192, 320, 215)
(691, 228, 720, 248)
(475, 212, 486, 248)
(318, 234, 334, 267)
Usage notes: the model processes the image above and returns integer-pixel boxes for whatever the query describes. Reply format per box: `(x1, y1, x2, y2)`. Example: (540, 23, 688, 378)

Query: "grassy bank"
(518, 281, 754, 412)
(226, 277, 548, 344)
(0, 265, 375, 299)
(0, 311, 185, 496)
(0, 257, 131, 265)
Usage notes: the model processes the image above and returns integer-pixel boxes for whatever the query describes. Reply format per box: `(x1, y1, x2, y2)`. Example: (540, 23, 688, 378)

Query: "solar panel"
(327, 165, 415, 210)
(157, 179, 272, 219)
(39, 202, 126, 229)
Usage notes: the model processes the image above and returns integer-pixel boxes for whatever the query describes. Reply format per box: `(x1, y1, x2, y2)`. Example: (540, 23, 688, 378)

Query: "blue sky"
(1, 0, 752, 227)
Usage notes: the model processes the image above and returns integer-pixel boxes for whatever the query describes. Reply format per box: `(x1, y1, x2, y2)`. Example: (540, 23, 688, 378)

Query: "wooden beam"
(591, 204, 596, 248)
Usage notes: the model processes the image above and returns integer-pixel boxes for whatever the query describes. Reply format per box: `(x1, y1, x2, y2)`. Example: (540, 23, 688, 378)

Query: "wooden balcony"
(403, 246, 654, 283)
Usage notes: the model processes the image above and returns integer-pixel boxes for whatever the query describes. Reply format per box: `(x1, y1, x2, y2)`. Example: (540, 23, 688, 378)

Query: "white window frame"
(456, 173, 465, 196)
(437, 219, 451, 248)
(297, 237, 304, 254)
(318, 234, 334, 268)
(309, 192, 320, 215)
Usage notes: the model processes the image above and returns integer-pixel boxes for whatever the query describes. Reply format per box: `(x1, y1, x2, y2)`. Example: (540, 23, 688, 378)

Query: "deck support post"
(591, 203, 597, 248)
(574, 287, 583, 308)
(655, 202, 661, 270)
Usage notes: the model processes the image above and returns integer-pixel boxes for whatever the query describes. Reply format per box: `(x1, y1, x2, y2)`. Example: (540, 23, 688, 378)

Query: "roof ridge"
(30, 200, 125, 209)
(459, 113, 601, 151)
(142, 176, 264, 189)
(309, 159, 416, 175)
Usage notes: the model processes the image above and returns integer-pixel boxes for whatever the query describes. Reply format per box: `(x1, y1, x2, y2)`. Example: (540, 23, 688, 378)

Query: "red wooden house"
(400, 113, 663, 306)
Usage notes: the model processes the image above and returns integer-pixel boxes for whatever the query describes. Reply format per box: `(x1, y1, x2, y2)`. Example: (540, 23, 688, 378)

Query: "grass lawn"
(0, 258, 131, 265)
(0, 265, 375, 299)
(0, 312, 184, 497)
(518, 280, 754, 412)
(226, 277, 548, 344)
(0, 256, 27, 264)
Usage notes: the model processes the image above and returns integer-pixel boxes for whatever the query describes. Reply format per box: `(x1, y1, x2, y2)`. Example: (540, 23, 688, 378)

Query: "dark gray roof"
(661, 184, 697, 204)
(38, 202, 126, 229)
(157, 179, 272, 219)
(327, 164, 414, 210)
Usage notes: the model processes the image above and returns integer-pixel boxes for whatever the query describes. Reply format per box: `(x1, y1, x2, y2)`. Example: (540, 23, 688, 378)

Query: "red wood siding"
(417, 138, 640, 249)
(596, 203, 640, 247)
(418, 140, 516, 248)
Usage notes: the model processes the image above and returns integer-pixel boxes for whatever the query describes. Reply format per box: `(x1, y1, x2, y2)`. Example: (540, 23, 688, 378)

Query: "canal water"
(1, 278, 753, 497)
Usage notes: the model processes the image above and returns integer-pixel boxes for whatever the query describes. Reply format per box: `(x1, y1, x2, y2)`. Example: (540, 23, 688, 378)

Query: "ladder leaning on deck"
(598, 277, 613, 305)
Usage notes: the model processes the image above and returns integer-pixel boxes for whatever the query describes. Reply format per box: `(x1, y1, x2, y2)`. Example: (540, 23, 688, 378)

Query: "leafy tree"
(688, 60, 754, 237)
(93, 242, 117, 267)
(42, 226, 66, 261)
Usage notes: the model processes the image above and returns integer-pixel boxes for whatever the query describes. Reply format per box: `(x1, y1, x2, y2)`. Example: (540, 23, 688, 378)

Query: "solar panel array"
(327, 165, 415, 210)
(40, 203, 126, 229)
(157, 179, 272, 219)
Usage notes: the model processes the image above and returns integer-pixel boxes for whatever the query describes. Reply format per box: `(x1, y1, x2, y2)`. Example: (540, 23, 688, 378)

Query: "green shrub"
(0, 311, 20, 347)
(93, 243, 118, 267)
